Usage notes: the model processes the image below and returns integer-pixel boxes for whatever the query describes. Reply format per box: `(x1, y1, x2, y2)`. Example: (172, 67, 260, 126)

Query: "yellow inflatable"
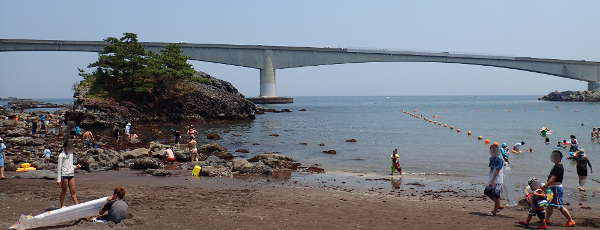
(191, 165, 202, 177)
(16, 167, 36, 172)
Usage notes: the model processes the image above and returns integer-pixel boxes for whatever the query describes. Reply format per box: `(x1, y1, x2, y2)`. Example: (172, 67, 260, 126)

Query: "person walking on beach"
(189, 138, 199, 162)
(0, 137, 6, 179)
(57, 140, 81, 208)
(542, 150, 576, 227)
(569, 150, 593, 191)
(390, 148, 401, 175)
(484, 142, 504, 216)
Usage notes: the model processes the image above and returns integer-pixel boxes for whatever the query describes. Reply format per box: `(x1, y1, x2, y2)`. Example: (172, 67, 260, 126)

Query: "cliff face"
(66, 72, 256, 128)
(539, 90, 600, 102)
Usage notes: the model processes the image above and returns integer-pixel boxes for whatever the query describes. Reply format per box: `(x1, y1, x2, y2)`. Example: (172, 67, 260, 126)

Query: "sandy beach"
(1, 170, 599, 230)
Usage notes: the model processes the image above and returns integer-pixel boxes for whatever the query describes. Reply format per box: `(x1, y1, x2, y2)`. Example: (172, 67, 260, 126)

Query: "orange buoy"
(484, 139, 491, 144)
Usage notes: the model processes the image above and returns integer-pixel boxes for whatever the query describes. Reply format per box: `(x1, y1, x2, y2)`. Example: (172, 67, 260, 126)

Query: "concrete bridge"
(2, 39, 600, 102)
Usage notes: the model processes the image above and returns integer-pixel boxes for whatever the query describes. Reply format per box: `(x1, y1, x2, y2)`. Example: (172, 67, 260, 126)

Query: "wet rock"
(206, 133, 221, 140)
(130, 157, 161, 170)
(144, 169, 172, 177)
(299, 109, 307, 111)
(299, 142, 308, 145)
(306, 166, 325, 173)
(199, 143, 232, 160)
(269, 134, 280, 137)
(7, 136, 45, 146)
(248, 153, 299, 169)
(235, 148, 250, 153)
(281, 109, 292, 112)
(174, 149, 191, 162)
(121, 148, 149, 160)
(322, 149, 337, 154)
(4, 128, 29, 137)
(12, 170, 55, 180)
(149, 142, 170, 157)
(232, 159, 253, 171)
(200, 165, 232, 177)
(345, 138, 358, 143)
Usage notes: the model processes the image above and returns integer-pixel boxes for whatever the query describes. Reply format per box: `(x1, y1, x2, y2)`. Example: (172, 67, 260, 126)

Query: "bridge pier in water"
(248, 55, 293, 104)
(588, 81, 600, 91)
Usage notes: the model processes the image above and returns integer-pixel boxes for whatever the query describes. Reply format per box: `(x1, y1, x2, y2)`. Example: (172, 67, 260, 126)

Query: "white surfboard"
(10, 197, 109, 230)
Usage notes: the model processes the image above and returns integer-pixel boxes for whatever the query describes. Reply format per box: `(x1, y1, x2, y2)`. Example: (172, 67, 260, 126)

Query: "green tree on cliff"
(79, 33, 196, 98)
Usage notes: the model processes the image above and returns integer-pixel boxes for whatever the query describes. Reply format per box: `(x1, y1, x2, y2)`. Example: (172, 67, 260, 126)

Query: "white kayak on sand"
(10, 197, 109, 230)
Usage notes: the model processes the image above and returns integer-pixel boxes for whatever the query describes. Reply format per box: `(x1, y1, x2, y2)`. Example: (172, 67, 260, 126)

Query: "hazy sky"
(1, 0, 600, 98)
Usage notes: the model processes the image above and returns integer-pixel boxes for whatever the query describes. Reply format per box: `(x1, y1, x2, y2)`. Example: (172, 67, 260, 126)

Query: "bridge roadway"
(2, 39, 599, 101)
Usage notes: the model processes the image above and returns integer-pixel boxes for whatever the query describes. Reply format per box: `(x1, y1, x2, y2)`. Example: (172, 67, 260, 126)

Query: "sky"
(1, 0, 600, 98)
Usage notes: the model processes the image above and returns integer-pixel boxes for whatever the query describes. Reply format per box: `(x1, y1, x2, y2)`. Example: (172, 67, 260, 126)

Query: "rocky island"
(65, 33, 256, 129)
(539, 90, 600, 102)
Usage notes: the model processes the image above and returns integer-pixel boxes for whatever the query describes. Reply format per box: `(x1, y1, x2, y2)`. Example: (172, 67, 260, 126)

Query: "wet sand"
(1, 170, 599, 229)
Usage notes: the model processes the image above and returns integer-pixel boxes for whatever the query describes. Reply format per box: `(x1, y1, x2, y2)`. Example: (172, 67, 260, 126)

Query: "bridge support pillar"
(260, 67, 276, 97)
(588, 81, 600, 91)
(249, 54, 293, 104)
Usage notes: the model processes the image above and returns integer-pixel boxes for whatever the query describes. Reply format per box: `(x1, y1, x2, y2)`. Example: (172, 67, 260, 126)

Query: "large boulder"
(121, 148, 149, 160)
(129, 157, 161, 170)
(248, 153, 299, 169)
(200, 165, 232, 177)
(199, 143, 232, 160)
(4, 128, 29, 137)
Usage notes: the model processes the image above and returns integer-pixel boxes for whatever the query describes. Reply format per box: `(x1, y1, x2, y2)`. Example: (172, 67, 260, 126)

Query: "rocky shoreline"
(539, 90, 600, 102)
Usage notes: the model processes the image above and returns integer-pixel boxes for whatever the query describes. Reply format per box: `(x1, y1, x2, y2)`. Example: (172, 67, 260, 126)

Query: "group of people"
(485, 130, 595, 228)
(112, 122, 139, 145)
(56, 139, 129, 223)
(28, 113, 64, 136)
(487, 143, 576, 228)
(167, 125, 200, 162)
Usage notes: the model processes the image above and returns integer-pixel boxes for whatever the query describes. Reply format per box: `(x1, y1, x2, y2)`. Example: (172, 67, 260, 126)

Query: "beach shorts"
(61, 176, 74, 180)
(484, 184, 503, 199)
(577, 167, 588, 177)
(548, 185, 564, 208)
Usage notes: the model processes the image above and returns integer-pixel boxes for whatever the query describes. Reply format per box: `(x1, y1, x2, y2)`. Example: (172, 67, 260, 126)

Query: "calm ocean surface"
(6, 96, 600, 193)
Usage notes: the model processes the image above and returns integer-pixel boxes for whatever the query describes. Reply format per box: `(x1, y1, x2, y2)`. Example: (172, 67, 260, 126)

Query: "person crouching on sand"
(542, 150, 576, 227)
(97, 187, 129, 224)
(390, 148, 401, 175)
(57, 140, 81, 208)
(484, 142, 504, 216)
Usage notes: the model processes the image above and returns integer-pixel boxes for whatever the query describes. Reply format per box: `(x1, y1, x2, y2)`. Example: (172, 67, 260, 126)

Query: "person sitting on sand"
(569, 150, 593, 192)
(165, 147, 176, 162)
(484, 142, 504, 216)
(57, 140, 82, 208)
(97, 187, 128, 224)
(518, 178, 549, 229)
(189, 138, 199, 162)
(82, 130, 95, 148)
(0, 137, 6, 179)
(542, 150, 576, 227)
(390, 148, 401, 175)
